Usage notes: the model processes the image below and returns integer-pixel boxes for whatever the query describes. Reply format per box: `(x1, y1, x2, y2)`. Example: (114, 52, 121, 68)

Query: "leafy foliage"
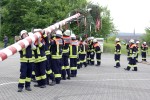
(1, 0, 115, 43)
(142, 27, 150, 46)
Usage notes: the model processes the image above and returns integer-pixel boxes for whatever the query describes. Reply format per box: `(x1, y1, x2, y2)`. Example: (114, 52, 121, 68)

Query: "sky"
(89, 0, 150, 33)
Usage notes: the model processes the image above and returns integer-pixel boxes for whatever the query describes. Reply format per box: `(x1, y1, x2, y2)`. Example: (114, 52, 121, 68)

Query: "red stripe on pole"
(0, 52, 7, 61)
(8, 46, 17, 55)
(18, 41, 25, 49)
(26, 37, 32, 44)
(33, 34, 38, 40)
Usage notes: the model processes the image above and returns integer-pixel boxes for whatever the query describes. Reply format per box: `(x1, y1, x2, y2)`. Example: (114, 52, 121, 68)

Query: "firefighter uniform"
(87, 40, 91, 64)
(141, 43, 148, 61)
(135, 41, 140, 62)
(62, 34, 71, 80)
(18, 30, 35, 92)
(126, 44, 130, 61)
(77, 40, 81, 69)
(79, 40, 87, 67)
(125, 39, 138, 71)
(69, 34, 78, 77)
(18, 46, 35, 92)
(43, 33, 55, 85)
(90, 39, 95, 65)
(50, 30, 63, 84)
(93, 39, 101, 66)
(114, 38, 121, 68)
(34, 38, 47, 88)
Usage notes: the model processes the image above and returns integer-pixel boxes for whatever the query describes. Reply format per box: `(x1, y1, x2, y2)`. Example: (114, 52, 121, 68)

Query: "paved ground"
(0, 53, 150, 100)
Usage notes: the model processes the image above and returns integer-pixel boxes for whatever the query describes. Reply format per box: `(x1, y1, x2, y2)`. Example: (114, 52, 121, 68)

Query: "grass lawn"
(0, 42, 4, 48)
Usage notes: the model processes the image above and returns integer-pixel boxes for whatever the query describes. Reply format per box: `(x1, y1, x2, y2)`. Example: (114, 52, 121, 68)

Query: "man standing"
(135, 41, 140, 62)
(3, 35, 8, 48)
(124, 39, 138, 71)
(114, 38, 121, 68)
(69, 34, 78, 77)
(62, 30, 71, 80)
(141, 42, 148, 62)
(18, 30, 35, 92)
(93, 39, 101, 66)
(50, 30, 63, 84)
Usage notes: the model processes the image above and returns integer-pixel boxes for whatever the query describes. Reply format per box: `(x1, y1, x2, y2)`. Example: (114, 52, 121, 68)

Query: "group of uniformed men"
(114, 38, 148, 71)
(17, 29, 102, 92)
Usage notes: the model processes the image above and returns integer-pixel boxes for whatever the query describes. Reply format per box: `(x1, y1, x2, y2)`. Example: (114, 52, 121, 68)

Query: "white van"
(95, 38, 104, 52)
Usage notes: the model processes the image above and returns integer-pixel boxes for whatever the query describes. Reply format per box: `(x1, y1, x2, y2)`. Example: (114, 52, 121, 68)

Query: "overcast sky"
(89, 0, 150, 33)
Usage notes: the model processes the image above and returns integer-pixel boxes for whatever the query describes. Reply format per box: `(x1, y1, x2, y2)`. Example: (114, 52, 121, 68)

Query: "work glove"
(91, 52, 94, 55)
(31, 42, 36, 50)
(131, 54, 135, 59)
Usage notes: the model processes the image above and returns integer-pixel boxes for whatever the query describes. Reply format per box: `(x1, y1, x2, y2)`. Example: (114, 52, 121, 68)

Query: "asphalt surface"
(0, 53, 150, 100)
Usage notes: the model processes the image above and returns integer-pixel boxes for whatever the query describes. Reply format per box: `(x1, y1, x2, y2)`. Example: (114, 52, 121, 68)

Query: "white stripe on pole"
(22, 39, 29, 48)
(2, 49, 13, 57)
(12, 43, 22, 52)
(29, 35, 36, 43)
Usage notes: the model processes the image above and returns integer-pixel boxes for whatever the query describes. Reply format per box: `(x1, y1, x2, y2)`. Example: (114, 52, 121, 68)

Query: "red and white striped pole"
(0, 13, 80, 61)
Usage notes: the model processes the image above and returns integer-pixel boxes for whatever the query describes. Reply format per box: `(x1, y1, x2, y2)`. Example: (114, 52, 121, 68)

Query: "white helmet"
(130, 39, 134, 43)
(63, 30, 71, 36)
(143, 42, 146, 44)
(71, 34, 76, 39)
(28, 32, 34, 36)
(80, 37, 82, 41)
(93, 39, 97, 43)
(55, 30, 62, 37)
(34, 29, 42, 32)
(136, 41, 140, 44)
(20, 30, 27, 36)
(115, 38, 119, 42)
(91, 37, 94, 40)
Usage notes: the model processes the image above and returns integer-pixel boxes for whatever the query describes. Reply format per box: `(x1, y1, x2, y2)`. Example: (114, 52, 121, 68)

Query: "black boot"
(25, 87, 32, 91)
(40, 85, 46, 88)
(17, 88, 23, 92)
(132, 67, 138, 71)
(124, 66, 130, 71)
(49, 81, 56, 86)
(67, 76, 71, 80)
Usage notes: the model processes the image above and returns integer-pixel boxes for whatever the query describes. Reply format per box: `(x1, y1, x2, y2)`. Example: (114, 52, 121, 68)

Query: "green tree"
(142, 27, 150, 46)
(1, 0, 87, 43)
(99, 7, 117, 39)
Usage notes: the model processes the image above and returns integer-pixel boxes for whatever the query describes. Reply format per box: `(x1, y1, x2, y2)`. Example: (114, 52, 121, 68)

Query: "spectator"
(3, 35, 8, 48)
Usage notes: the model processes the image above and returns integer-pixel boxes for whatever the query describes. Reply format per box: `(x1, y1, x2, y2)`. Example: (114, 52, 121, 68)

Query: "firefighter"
(90, 37, 95, 65)
(135, 41, 140, 62)
(18, 30, 36, 92)
(86, 37, 91, 65)
(50, 30, 63, 84)
(114, 38, 121, 68)
(79, 38, 87, 68)
(43, 31, 55, 86)
(61, 30, 71, 80)
(126, 41, 131, 61)
(76, 36, 81, 69)
(141, 42, 148, 61)
(69, 34, 78, 77)
(93, 38, 101, 66)
(33, 29, 47, 88)
(124, 39, 138, 71)
(27, 32, 36, 83)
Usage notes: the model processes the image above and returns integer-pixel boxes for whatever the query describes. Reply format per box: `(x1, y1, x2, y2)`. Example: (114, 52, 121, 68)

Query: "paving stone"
(0, 53, 150, 100)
